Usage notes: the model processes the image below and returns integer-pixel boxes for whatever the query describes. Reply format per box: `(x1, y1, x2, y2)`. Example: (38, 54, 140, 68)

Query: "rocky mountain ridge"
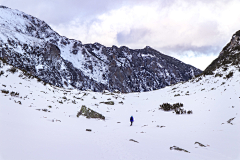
(203, 30, 240, 76)
(0, 5, 202, 92)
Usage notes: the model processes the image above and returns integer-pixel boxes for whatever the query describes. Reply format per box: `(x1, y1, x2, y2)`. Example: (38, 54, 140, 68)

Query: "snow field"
(0, 62, 240, 160)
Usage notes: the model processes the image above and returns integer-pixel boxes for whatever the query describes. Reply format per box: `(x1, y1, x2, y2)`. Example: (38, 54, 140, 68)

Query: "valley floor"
(0, 64, 240, 160)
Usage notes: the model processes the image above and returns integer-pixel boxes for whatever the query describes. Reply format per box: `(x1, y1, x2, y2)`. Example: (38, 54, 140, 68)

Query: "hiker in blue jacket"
(130, 116, 134, 126)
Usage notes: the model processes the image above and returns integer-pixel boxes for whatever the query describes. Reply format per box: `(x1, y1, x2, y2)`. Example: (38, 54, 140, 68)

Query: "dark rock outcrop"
(202, 30, 240, 75)
(77, 105, 105, 120)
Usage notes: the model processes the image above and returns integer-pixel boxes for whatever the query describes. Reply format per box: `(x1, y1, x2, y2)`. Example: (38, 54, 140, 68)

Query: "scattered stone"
(170, 146, 190, 153)
(227, 117, 235, 125)
(225, 72, 233, 79)
(100, 101, 114, 105)
(195, 142, 206, 147)
(42, 109, 50, 112)
(157, 125, 166, 128)
(187, 110, 193, 114)
(129, 139, 139, 143)
(1, 89, 9, 94)
(119, 101, 124, 104)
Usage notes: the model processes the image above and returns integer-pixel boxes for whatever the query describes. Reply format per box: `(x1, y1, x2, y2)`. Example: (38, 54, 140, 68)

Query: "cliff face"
(0, 6, 202, 92)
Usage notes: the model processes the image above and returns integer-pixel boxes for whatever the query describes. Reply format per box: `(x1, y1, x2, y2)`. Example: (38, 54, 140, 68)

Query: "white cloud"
(1, 0, 240, 69)
(174, 52, 217, 70)
(51, 0, 240, 49)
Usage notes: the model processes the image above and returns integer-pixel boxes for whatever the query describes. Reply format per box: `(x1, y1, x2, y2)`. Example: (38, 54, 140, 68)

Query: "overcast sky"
(1, 0, 240, 70)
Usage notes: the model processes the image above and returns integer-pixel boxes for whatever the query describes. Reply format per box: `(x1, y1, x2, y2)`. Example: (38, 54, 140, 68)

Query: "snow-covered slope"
(0, 5, 201, 93)
(0, 54, 239, 159)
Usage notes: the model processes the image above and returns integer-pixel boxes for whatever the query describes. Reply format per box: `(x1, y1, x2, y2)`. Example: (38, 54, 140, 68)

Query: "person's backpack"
(130, 116, 134, 122)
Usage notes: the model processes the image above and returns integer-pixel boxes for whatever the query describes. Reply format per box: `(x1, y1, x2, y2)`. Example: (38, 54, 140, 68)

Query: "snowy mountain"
(0, 5, 201, 93)
(202, 30, 240, 76)
(0, 31, 239, 159)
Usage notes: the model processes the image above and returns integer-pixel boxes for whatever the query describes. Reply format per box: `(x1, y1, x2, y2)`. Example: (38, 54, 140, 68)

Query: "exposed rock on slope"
(203, 30, 240, 75)
(0, 5, 202, 92)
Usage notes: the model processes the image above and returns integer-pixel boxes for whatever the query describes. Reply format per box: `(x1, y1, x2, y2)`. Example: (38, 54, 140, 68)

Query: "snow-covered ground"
(0, 61, 239, 160)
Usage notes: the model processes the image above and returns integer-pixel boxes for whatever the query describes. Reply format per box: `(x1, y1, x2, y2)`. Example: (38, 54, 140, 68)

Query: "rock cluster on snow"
(159, 103, 193, 114)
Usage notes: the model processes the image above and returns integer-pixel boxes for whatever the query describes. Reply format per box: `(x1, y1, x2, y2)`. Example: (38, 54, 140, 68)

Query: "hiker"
(130, 116, 134, 126)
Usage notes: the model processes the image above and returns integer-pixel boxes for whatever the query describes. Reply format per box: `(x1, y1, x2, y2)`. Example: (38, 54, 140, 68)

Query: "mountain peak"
(145, 46, 151, 49)
(0, 6, 202, 92)
(0, 5, 9, 9)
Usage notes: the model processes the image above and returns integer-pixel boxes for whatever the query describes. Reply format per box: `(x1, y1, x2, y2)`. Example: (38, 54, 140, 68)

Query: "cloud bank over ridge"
(1, 0, 240, 69)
